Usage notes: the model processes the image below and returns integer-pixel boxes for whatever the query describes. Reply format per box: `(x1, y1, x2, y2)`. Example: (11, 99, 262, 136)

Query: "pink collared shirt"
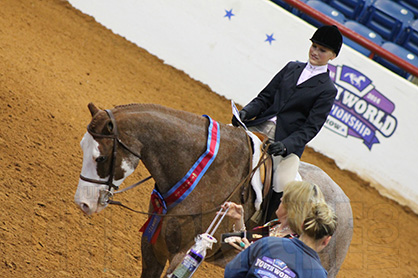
(297, 62, 328, 85)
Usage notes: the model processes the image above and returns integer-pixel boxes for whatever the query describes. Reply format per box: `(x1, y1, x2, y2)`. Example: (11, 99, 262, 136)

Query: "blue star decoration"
(224, 9, 234, 20)
(265, 33, 276, 45)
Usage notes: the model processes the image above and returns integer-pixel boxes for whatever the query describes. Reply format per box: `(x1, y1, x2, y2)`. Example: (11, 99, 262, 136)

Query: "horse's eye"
(107, 121, 113, 133)
(95, 156, 107, 163)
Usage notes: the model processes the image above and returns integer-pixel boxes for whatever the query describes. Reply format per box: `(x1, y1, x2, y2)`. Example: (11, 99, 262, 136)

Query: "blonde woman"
(222, 181, 325, 250)
(224, 199, 337, 277)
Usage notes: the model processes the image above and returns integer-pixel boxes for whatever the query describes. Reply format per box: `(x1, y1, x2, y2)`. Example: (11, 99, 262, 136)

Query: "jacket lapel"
(277, 63, 306, 111)
(292, 63, 305, 87)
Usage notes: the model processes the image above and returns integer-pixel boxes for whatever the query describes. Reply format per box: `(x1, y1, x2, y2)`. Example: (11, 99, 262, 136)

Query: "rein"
(109, 129, 271, 218)
(80, 109, 270, 218)
(79, 109, 151, 205)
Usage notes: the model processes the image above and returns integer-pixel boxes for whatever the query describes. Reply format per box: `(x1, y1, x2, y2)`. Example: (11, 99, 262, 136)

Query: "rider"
(232, 25, 343, 220)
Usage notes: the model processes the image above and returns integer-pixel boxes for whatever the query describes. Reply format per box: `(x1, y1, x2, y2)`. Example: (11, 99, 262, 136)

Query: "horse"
(74, 103, 353, 278)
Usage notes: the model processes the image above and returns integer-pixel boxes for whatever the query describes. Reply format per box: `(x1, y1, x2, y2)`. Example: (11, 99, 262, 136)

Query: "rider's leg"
(247, 121, 276, 139)
(248, 122, 276, 222)
(248, 121, 299, 220)
(272, 154, 300, 193)
(248, 121, 287, 221)
(265, 154, 300, 221)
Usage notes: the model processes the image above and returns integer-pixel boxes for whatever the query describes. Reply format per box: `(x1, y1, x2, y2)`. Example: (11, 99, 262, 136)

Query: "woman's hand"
(229, 237, 251, 251)
(220, 202, 244, 221)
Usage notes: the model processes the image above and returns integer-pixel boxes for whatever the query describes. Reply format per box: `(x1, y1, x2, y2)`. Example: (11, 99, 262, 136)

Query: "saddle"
(251, 132, 273, 199)
(243, 131, 276, 225)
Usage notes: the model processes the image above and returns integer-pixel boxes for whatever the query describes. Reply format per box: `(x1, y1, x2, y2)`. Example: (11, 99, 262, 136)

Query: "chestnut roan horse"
(74, 103, 353, 278)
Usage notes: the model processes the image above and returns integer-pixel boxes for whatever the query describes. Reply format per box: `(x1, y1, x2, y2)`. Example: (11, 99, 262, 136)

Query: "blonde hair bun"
(303, 202, 338, 240)
(282, 181, 325, 235)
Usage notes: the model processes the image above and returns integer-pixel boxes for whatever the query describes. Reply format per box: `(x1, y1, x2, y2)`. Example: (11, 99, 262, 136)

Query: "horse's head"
(74, 103, 141, 215)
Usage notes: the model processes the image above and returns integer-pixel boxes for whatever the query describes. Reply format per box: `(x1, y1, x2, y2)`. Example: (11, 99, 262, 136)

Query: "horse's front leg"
(165, 251, 187, 276)
(140, 237, 167, 278)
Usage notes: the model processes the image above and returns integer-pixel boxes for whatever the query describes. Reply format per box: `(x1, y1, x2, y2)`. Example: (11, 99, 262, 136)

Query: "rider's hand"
(231, 110, 249, 127)
(268, 141, 287, 156)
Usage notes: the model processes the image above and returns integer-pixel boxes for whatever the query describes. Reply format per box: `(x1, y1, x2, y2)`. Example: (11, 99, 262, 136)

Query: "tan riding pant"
(248, 121, 299, 193)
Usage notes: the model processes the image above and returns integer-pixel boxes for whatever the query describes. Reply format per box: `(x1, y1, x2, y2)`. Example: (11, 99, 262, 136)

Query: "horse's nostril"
(80, 203, 90, 214)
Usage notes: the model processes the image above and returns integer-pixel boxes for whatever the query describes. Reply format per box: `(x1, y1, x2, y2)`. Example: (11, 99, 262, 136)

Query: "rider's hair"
(303, 202, 338, 240)
(282, 181, 326, 235)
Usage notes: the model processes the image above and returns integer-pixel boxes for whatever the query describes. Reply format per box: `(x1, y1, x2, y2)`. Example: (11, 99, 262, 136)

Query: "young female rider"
(232, 25, 343, 220)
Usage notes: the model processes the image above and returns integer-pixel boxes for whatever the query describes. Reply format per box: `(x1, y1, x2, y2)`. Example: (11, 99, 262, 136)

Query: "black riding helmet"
(310, 25, 343, 56)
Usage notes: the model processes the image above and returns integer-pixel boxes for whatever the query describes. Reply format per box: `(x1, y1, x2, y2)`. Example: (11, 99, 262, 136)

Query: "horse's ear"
(88, 103, 100, 117)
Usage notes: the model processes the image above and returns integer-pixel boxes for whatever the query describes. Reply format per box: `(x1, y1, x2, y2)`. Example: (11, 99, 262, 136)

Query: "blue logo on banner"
(327, 65, 398, 150)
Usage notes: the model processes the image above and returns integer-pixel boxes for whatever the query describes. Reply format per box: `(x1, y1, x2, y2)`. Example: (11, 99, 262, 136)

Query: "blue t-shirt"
(224, 237, 327, 278)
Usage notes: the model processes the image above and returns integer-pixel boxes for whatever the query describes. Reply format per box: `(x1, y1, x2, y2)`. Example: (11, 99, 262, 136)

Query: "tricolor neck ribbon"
(140, 115, 220, 244)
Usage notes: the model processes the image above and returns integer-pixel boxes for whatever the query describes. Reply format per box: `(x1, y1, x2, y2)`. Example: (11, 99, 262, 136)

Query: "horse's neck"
(127, 108, 207, 193)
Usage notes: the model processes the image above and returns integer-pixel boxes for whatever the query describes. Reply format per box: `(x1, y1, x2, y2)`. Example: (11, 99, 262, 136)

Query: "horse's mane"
(113, 103, 202, 122)
(114, 103, 166, 113)
(88, 103, 205, 132)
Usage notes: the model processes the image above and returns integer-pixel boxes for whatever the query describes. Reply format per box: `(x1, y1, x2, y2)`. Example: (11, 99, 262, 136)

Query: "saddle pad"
(246, 131, 265, 211)
(246, 130, 302, 211)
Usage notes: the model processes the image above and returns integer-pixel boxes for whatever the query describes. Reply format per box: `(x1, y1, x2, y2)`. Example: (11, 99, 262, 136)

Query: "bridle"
(78, 109, 269, 218)
(79, 109, 149, 206)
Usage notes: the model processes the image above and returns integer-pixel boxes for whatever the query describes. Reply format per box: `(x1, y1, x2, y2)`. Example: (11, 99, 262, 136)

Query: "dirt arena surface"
(1, 0, 417, 277)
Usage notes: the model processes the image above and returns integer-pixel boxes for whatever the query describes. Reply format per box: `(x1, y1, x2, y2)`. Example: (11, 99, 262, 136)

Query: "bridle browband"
(79, 109, 150, 205)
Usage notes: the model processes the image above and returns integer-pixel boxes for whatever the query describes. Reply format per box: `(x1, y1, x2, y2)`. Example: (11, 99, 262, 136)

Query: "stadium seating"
(299, 0, 346, 27)
(396, 0, 418, 19)
(327, 0, 372, 20)
(343, 21, 384, 56)
(359, 0, 414, 41)
(270, 0, 294, 12)
(373, 42, 418, 77)
(397, 19, 418, 56)
(269, 0, 418, 79)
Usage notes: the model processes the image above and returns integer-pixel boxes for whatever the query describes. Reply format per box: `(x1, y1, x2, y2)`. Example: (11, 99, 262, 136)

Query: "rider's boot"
(265, 191, 283, 222)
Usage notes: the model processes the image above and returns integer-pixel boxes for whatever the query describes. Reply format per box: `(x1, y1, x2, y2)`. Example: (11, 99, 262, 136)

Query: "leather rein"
(79, 109, 150, 206)
(79, 109, 270, 217)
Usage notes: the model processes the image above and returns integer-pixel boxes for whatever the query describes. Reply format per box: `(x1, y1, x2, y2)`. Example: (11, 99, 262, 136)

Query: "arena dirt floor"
(1, 0, 417, 277)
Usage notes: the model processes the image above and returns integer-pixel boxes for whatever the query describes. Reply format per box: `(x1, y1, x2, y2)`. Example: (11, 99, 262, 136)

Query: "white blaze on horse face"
(74, 132, 109, 215)
(74, 132, 137, 215)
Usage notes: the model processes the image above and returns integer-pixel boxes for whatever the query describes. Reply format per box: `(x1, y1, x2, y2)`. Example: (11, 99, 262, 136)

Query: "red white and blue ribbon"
(140, 115, 220, 244)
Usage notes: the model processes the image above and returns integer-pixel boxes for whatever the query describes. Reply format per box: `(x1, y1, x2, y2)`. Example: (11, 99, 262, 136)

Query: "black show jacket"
(243, 62, 337, 158)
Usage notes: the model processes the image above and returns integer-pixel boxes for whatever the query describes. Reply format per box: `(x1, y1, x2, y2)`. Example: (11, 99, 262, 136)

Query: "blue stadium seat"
(373, 42, 418, 78)
(327, 0, 372, 20)
(396, 0, 418, 19)
(397, 19, 418, 56)
(299, 0, 346, 27)
(359, 0, 414, 42)
(270, 0, 294, 12)
(343, 21, 384, 56)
